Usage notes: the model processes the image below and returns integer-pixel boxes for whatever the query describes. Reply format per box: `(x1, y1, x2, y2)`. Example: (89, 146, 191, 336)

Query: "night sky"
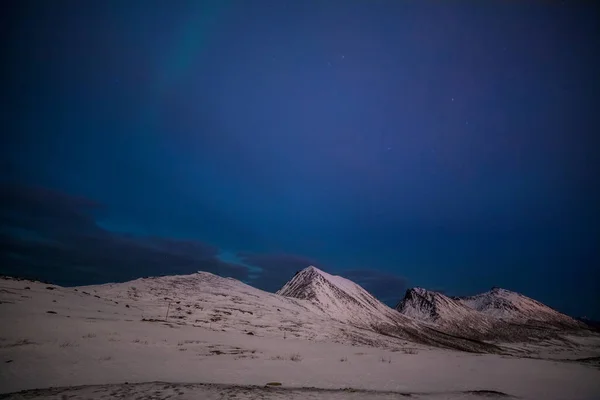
(2, 1, 599, 318)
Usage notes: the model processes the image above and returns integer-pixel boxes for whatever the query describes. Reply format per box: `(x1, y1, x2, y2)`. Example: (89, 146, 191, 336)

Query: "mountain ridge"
(82, 266, 503, 353)
(276, 266, 504, 353)
(277, 266, 407, 327)
(396, 286, 587, 340)
(1, 267, 591, 354)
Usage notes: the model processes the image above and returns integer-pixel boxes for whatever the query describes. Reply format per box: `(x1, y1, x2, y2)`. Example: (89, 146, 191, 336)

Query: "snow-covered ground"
(0, 382, 545, 400)
(1, 276, 599, 400)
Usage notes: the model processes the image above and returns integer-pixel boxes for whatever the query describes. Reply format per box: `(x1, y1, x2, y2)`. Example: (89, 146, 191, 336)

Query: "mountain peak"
(489, 287, 513, 295)
(277, 266, 407, 327)
(305, 265, 320, 273)
(396, 284, 589, 340)
(407, 287, 430, 296)
(278, 266, 356, 301)
(396, 287, 479, 324)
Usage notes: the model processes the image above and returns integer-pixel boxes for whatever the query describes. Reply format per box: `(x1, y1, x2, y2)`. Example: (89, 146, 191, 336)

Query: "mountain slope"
(277, 266, 413, 328)
(395, 288, 494, 336)
(80, 271, 358, 344)
(2, 275, 600, 400)
(81, 269, 431, 349)
(395, 286, 587, 341)
(457, 288, 585, 329)
(83, 266, 501, 353)
(276, 266, 502, 353)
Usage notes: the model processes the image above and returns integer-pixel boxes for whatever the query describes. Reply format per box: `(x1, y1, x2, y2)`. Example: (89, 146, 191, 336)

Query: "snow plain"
(1, 275, 599, 400)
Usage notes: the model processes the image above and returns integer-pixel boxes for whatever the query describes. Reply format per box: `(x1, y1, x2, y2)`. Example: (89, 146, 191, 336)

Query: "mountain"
(395, 288, 494, 336)
(80, 268, 424, 349)
(276, 266, 502, 353)
(79, 270, 368, 344)
(457, 287, 584, 330)
(397, 287, 477, 323)
(276, 266, 412, 328)
(82, 266, 501, 353)
(395, 286, 587, 341)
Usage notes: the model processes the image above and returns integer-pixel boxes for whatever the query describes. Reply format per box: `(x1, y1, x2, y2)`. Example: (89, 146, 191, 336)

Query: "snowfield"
(1, 269, 599, 400)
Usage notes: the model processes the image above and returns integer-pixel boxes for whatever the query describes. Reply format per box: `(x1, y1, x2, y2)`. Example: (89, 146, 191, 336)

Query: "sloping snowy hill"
(82, 269, 427, 349)
(81, 271, 361, 344)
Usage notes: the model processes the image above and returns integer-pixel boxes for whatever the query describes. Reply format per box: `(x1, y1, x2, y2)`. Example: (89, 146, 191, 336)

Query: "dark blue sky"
(2, 1, 599, 318)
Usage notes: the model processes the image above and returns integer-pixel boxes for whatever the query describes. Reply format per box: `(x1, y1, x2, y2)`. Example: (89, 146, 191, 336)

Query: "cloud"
(0, 183, 248, 285)
(338, 269, 409, 307)
(0, 184, 407, 305)
(0, 183, 104, 237)
(238, 252, 319, 292)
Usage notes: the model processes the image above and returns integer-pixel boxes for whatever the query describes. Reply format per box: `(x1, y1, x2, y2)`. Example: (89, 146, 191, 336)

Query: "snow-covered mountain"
(81, 268, 420, 349)
(277, 266, 413, 328)
(2, 274, 600, 399)
(395, 286, 587, 341)
(396, 287, 475, 323)
(80, 270, 361, 344)
(457, 287, 584, 329)
(276, 266, 501, 353)
(395, 288, 494, 336)
(83, 266, 500, 353)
